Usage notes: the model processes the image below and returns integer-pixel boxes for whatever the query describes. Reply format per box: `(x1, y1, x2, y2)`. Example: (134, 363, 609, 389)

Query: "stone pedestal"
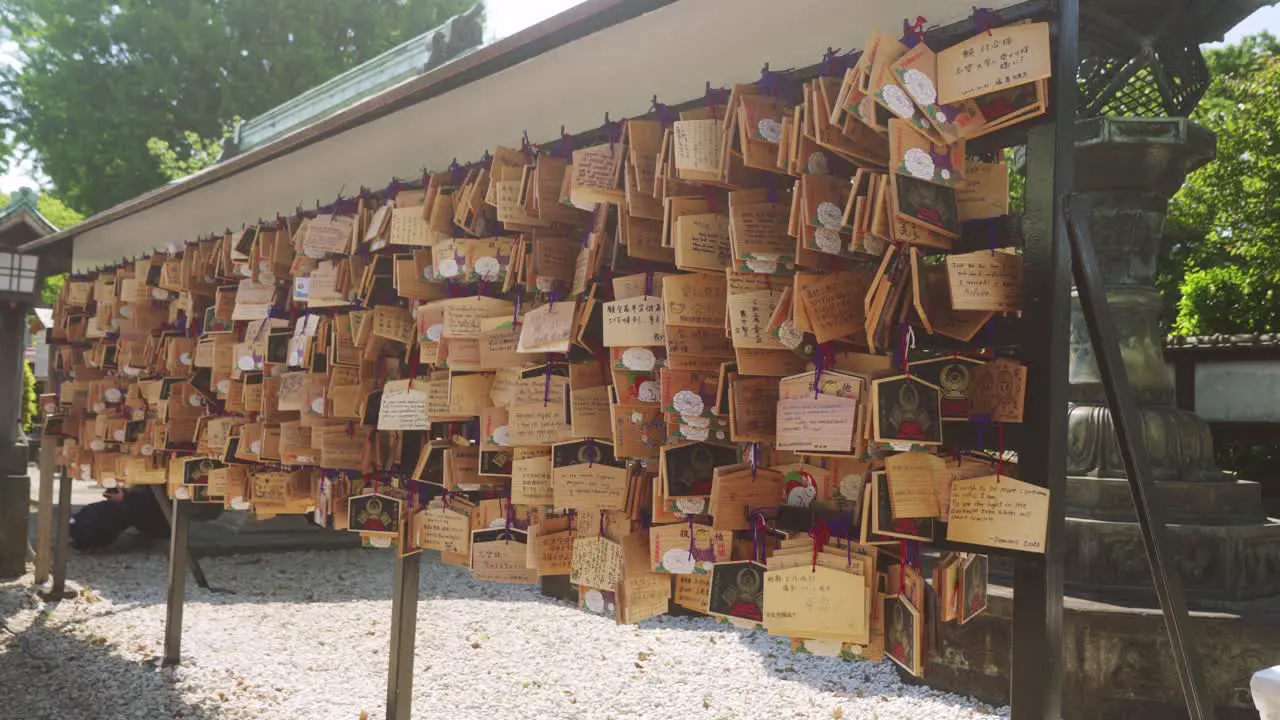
(1058, 117, 1280, 604)
(0, 467, 29, 578)
(1066, 117, 1221, 484)
(1065, 476, 1280, 605)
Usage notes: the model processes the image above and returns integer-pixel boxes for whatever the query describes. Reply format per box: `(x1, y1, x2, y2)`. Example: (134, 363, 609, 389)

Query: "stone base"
(1067, 476, 1266, 525)
(1062, 516, 1280, 606)
(0, 471, 30, 578)
(1014, 477, 1280, 606)
(931, 585, 1279, 720)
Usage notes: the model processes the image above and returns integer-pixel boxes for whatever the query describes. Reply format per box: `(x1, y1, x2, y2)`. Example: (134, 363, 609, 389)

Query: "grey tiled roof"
(1165, 333, 1280, 351)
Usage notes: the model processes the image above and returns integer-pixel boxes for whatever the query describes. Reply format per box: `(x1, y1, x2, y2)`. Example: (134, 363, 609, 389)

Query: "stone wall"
(929, 587, 1277, 719)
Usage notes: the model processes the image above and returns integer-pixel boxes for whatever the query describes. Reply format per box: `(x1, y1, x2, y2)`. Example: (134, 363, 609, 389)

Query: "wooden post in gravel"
(32, 420, 57, 584)
(42, 469, 74, 599)
(32, 363, 60, 586)
(385, 552, 421, 720)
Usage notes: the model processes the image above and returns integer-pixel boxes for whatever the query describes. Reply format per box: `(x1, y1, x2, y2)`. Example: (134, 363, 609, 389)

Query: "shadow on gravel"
(0, 592, 219, 719)
(13, 547, 929, 714)
(34, 541, 562, 610)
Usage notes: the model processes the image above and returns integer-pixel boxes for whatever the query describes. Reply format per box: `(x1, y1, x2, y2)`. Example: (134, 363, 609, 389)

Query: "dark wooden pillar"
(0, 302, 32, 578)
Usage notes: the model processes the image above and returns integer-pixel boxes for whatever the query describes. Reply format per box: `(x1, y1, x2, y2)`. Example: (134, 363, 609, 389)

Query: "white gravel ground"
(1, 548, 1010, 720)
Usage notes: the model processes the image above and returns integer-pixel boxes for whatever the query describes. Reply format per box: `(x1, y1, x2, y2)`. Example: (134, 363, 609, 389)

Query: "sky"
(0, 0, 1277, 195)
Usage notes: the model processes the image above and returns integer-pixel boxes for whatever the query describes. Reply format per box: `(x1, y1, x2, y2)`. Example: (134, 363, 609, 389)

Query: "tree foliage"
(1164, 33, 1280, 335)
(31, 192, 83, 230)
(147, 124, 237, 182)
(41, 272, 63, 306)
(0, 189, 85, 231)
(21, 360, 37, 433)
(0, 0, 473, 215)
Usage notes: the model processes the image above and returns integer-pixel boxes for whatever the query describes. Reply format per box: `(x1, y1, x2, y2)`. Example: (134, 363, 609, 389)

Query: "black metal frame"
(140, 1, 1207, 718)
(1007, 1, 1077, 714)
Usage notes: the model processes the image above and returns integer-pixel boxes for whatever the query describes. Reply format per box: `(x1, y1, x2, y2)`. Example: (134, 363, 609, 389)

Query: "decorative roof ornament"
(1073, 0, 1259, 118)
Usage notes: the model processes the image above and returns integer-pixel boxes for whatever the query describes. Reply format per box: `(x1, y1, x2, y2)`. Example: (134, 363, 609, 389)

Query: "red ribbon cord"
(997, 421, 1005, 479)
(810, 519, 830, 572)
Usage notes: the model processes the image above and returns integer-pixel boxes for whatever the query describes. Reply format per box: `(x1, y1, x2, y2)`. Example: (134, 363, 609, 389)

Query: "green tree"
(40, 272, 63, 306)
(1163, 33, 1280, 335)
(0, 189, 84, 231)
(21, 361, 36, 433)
(1, 0, 473, 215)
(33, 192, 84, 230)
(147, 123, 237, 182)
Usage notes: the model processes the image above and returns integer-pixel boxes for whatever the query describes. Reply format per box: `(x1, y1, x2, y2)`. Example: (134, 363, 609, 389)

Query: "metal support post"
(1065, 199, 1215, 720)
(1009, 1, 1077, 717)
(163, 498, 192, 666)
(385, 552, 421, 720)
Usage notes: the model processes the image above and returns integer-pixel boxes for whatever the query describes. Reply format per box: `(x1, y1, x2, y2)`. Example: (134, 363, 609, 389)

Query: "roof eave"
(19, 0, 673, 255)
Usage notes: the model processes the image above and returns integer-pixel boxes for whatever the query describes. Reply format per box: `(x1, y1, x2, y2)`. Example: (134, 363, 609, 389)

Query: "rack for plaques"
(120, 1, 1210, 718)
